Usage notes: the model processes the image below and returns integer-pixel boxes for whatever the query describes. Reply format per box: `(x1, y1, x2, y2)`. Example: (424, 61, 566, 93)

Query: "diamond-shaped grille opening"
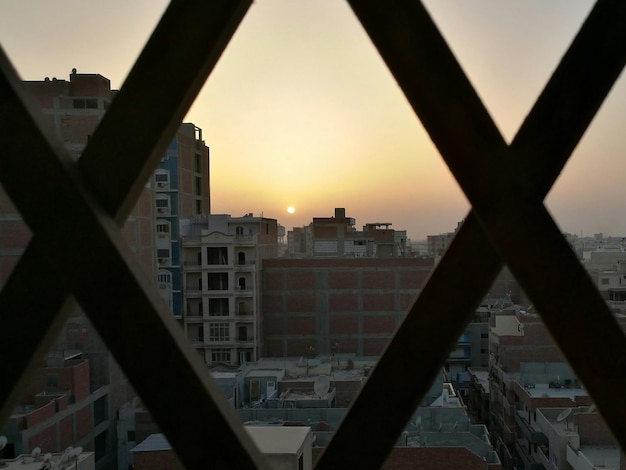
(1, 1, 626, 469)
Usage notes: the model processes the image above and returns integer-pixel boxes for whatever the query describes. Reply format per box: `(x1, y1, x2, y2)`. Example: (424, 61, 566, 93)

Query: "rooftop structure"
(288, 208, 408, 258)
(0, 449, 95, 470)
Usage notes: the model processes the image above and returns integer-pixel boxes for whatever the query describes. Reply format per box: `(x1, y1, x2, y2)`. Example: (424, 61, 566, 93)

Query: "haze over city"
(1, 0, 623, 240)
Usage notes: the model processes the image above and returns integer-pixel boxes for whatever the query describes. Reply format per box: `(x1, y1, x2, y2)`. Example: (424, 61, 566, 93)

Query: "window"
(73, 98, 98, 109)
(208, 298, 229, 316)
(156, 222, 170, 233)
(155, 170, 169, 189)
(195, 176, 202, 195)
(601, 278, 610, 285)
(194, 154, 202, 172)
(207, 273, 228, 290)
(207, 247, 228, 265)
(211, 349, 231, 363)
(155, 194, 170, 215)
(209, 323, 230, 342)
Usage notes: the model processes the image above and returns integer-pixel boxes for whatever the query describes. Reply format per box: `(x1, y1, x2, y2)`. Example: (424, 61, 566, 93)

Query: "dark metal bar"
(317, 214, 502, 469)
(318, 0, 626, 467)
(80, 0, 253, 224)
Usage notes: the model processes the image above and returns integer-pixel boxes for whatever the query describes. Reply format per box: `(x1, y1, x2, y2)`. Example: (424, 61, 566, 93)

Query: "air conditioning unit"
(158, 258, 168, 264)
(157, 181, 166, 188)
(158, 283, 167, 289)
(157, 207, 167, 214)
(157, 233, 167, 239)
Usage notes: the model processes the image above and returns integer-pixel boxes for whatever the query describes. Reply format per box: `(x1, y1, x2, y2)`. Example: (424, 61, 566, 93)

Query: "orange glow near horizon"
(2, 0, 623, 240)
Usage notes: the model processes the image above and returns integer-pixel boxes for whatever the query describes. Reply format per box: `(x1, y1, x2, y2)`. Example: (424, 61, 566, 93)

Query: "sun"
(287, 206, 296, 214)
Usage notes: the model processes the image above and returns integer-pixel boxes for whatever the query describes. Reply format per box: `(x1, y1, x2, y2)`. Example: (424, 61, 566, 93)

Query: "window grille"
(1, 1, 625, 469)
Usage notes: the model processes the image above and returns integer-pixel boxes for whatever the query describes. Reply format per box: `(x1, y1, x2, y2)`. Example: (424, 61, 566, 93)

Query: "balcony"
(235, 261, 255, 272)
(182, 260, 201, 271)
(236, 312, 254, 321)
(234, 234, 254, 245)
(235, 287, 252, 297)
(235, 338, 255, 347)
(185, 313, 203, 323)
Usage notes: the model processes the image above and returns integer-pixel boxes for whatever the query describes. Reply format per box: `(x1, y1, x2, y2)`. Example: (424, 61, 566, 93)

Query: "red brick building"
(262, 258, 434, 357)
(0, 355, 108, 463)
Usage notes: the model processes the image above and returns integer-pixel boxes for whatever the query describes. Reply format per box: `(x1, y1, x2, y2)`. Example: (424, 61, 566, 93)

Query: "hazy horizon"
(1, 0, 624, 240)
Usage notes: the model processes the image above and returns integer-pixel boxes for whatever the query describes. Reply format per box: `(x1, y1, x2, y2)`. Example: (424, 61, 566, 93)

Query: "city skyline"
(1, 0, 623, 240)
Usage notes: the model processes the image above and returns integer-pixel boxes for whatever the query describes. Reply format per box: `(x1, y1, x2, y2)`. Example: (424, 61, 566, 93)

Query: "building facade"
(262, 257, 435, 357)
(180, 214, 279, 366)
(153, 123, 210, 320)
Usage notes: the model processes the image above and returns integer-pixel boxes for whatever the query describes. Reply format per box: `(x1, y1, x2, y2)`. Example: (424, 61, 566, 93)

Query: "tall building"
(153, 123, 210, 320)
(0, 70, 210, 468)
(179, 213, 279, 366)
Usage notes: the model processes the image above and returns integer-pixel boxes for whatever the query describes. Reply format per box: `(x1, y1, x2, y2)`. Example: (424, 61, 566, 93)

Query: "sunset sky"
(1, 0, 623, 240)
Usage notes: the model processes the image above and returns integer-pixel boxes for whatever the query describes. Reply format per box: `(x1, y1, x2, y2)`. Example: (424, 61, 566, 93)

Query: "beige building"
(180, 214, 279, 366)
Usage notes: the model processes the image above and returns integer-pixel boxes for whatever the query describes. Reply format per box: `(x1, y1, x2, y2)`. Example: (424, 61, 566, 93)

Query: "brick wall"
(262, 259, 434, 357)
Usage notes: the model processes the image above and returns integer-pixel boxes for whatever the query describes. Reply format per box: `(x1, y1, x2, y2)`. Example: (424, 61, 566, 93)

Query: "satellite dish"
(313, 375, 330, 398)
(70, 446, 83, 458)
(43, 453, 52, 462)
(0, 436, 7, 451)
(32, 447, 42, 460)
(557, 408, 572, 422)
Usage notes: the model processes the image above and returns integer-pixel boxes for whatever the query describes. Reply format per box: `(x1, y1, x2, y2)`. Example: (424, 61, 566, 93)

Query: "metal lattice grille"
(1, 1, 626, 468)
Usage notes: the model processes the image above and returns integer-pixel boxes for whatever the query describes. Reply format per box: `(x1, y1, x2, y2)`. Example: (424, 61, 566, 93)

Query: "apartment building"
(0, 354, 109, 467)
(179, 213, 279, 366)
(0, 70, 209, 468)
(153, 123, 210, 320)
(486, 304, 626, 470)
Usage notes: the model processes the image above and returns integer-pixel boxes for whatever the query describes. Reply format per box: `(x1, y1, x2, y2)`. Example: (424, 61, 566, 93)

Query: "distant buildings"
(481, 302, 626, 470)
(287, 208, 408, 258)
(123, 358, 501, 469)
